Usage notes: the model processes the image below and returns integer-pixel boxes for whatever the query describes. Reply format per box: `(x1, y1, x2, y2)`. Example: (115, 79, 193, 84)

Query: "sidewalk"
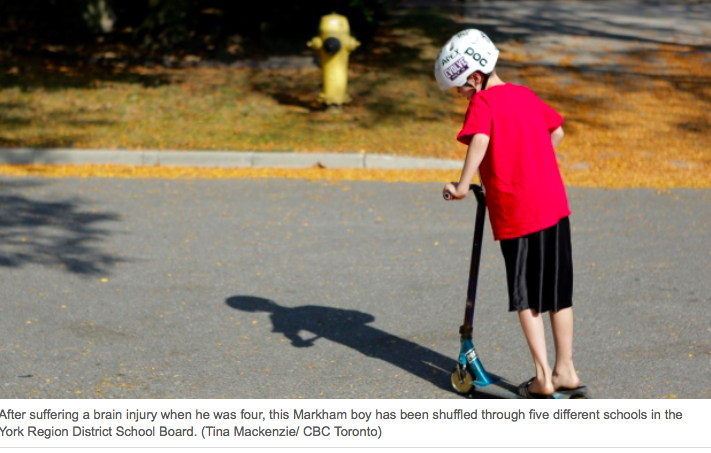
(0, 148, 462, 170)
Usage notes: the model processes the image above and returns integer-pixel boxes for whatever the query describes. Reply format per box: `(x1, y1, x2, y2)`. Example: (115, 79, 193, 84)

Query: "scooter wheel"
(451, 366, 474, 394)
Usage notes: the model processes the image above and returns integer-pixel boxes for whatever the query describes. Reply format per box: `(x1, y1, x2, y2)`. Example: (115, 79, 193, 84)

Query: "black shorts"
(499, 217, 573, 313)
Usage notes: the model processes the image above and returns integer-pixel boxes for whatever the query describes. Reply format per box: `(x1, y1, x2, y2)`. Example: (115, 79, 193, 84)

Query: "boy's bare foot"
(526, 377, 555, 396)
(552, 372, 581, 391)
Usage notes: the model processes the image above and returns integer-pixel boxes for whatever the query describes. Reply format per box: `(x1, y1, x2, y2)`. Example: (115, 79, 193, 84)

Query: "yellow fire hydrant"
(307, 13, 360, 106)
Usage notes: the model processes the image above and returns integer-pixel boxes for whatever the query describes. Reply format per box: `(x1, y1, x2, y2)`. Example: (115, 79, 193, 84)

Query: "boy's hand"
(443, 182, 466, 200)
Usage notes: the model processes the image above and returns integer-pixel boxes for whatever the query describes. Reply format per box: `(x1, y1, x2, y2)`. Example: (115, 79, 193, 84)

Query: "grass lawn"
(1, 4, 709, 187)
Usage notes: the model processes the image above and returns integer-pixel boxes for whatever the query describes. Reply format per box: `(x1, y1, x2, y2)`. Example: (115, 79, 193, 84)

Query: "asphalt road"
(0, 177, 708, 399)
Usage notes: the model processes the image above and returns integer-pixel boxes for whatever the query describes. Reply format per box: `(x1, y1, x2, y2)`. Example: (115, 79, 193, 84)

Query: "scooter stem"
(455, 184, 496, 387)
(460, 184, 487, 340)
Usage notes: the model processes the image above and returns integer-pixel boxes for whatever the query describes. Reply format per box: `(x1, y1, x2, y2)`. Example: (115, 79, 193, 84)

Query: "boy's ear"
(468, 72, 484, 86)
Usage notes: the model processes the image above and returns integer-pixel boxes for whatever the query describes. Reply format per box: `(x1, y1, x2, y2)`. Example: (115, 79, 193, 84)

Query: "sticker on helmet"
(444, 57, 469, 81)
(464, 48, 488, 67)
(440, 49, 461, 67)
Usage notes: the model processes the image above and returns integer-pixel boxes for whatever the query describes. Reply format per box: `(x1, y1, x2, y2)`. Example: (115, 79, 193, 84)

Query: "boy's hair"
(434, 29, 499, 90)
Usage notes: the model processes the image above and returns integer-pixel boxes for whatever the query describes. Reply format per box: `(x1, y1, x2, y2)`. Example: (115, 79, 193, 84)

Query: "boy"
(435, 29, 586, 398)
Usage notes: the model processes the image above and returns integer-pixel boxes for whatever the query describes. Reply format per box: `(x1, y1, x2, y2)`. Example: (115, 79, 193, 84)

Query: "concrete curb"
(0, 148, 462, 170)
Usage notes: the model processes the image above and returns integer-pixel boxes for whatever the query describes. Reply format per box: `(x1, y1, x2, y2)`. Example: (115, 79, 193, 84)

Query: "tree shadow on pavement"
(0, 179, 126, 275)
(226, 295, 461, 395)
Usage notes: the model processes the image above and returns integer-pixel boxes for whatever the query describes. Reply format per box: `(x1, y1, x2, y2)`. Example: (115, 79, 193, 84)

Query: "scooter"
(444, 184, 588, 399)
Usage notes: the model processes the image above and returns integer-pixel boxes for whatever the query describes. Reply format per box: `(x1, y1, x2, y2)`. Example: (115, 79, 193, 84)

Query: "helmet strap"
(482, 73, 491, 91)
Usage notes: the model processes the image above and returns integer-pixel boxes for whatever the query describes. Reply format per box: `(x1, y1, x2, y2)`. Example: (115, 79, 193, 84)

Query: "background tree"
(0, 0, 387, 56)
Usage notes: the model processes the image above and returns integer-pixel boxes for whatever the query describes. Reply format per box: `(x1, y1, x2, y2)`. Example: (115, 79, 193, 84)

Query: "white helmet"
(434, 29, 499, 90)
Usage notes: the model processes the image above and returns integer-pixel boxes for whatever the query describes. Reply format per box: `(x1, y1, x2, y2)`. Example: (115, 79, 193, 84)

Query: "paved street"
(1, 177, 708, 399)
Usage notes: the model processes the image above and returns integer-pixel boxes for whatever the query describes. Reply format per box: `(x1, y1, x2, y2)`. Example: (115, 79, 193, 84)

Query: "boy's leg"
(518, 308, 554, 395)
(549, 307, 580, 390)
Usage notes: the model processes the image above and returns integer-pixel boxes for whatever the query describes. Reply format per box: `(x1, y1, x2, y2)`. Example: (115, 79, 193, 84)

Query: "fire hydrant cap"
(320, 13, 350, 34)
(323, 37, 341, 55)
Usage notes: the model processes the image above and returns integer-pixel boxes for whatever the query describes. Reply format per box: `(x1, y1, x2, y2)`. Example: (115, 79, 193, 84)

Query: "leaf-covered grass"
(0, 63, 461, 154)
(0, 5, 709, 187)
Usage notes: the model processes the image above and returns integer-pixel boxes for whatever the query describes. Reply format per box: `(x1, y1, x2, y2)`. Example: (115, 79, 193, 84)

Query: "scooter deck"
(467, 375, 524, 399)
(468, 374, 588, 400)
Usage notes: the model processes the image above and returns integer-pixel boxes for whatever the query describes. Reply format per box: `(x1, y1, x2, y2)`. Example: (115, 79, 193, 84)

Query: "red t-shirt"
(457, 83, 569, 241)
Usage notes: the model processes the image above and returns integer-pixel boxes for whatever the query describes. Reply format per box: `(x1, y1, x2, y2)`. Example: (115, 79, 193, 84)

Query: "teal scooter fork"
(447, 185, 499, 393)
(454, 335, 497, 389)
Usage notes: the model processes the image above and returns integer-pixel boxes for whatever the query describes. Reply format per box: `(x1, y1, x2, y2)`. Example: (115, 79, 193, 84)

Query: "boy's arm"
(551, 126, 564, 149)
(444, 133, 489, 200)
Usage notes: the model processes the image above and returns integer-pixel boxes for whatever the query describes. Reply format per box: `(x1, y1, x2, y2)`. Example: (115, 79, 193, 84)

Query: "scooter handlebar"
(443, 184, 482, 200)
